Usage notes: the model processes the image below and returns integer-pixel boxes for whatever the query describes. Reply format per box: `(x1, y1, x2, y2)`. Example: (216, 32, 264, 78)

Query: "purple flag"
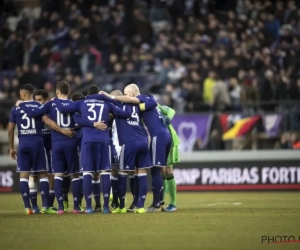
(262, 114, 283, 138)
(172, 114, 213, 152)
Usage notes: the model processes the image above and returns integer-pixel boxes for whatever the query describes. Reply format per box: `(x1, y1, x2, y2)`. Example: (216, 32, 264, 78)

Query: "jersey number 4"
(131, 106, 139, 122)
(87, 103, 104, 121)
(123, 105, 139, 122)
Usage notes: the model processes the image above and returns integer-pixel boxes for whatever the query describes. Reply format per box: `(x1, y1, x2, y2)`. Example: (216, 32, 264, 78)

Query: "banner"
(2, 162, 300, 192)
(0, 166, 19, 193)
(262, 114, 283, 138)
(174, 161, 300, 191)
(172, 114, 212, 152)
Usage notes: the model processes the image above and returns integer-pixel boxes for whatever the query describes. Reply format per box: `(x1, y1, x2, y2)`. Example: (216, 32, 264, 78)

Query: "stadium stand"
(1, 0, 300, 150)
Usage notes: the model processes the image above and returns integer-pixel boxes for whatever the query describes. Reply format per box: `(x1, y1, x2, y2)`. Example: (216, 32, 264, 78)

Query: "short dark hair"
(56, 81, 70, 95)
(72, 92, 85, 101)
(20, 84, 34, 94)
(34, 90, 49, 100)
(87, 85, 100, 95)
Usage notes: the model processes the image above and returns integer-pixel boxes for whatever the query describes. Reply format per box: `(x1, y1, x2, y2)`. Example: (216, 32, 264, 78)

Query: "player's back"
(79, 96, 113, 144)
(48, 99, 77, 146)
(12, 101, 44, 145)
(115, 103, 148, 145)
(137, 94, 168, 136)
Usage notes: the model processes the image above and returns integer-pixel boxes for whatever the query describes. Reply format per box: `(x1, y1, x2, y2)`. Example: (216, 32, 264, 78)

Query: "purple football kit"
(10, 101, 48, 173)
(20, 99, 79, 175)
(137, 95, 172, 167)
(53, 96, 130, 172)
(9, 100, 50, 210)
(53, 96, 130, 211)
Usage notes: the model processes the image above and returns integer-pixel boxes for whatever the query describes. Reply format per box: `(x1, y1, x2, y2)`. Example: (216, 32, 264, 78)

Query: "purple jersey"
(20, 99, 77, 146)
(72, 113, 83, 149)
(9, 101, 44, 144)
(42, 124, 52, 151)
(114, 103, 148, 145)
(137, 94, 168, 136)
(53, 96, 130, 144)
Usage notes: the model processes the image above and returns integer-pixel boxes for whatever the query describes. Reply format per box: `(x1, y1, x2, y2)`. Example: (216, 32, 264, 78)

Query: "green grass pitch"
(0, 192, 299, 250)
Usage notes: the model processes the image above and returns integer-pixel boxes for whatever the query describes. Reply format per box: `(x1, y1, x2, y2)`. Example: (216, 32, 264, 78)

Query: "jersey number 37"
(87, 103, 104, 121)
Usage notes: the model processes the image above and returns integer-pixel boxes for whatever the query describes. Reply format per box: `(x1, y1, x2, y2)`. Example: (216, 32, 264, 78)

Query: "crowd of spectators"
(280, 132, 300, 149)
(1, 0, 300, 129)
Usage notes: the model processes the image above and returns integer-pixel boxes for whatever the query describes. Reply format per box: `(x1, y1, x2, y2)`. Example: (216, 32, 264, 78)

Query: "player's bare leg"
(110, 167, 119, 209)
(70, 173, 82, 214)
(29, 175, 40, 213)
(100, 171, 111, 214)
(20, 172, 33, 214)
(92, 172, 101, 212)
(134, 168, 148, 214)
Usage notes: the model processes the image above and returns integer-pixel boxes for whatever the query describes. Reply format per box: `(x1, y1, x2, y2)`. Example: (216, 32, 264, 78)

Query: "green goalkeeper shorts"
(167, 145, 180, 166)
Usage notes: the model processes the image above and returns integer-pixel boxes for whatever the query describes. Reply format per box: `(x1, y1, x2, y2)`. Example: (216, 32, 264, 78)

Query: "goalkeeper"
(158, 104, 180, 212)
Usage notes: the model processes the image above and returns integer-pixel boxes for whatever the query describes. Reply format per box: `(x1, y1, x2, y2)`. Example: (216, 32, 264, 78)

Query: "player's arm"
(137, 94, 157, 111)
(73, 113, 107, 130)
(112, 95, 140, 104)
(88, 94, 113, 102)
(53, 98, 79, 113)
(100, 91, 157, 111)
(109, 103, 131, 118)
(8, 110, 17, 160)
(17, 101, 49, 117)
(99, 91, 141, 104)
(42, 116, 74, 138)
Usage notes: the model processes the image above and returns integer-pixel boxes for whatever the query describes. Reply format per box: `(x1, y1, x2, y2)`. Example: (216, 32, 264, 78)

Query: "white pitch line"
(0, 210, 18, 213)
(199, 202, 243, 207)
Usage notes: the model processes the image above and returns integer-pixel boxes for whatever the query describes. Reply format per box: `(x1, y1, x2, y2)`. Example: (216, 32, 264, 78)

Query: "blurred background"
(1, 0, 300, 153)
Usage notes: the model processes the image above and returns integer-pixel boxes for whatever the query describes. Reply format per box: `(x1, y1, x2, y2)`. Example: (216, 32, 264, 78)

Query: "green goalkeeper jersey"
(157, 104, 180, 147)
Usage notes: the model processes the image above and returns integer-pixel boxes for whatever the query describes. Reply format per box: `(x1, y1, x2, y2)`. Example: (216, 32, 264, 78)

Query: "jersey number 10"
(56, 109, 71, 127)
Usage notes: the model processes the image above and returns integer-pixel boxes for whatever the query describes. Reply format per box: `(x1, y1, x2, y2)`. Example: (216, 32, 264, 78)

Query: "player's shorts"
(167, 145, 180, 166)
(17, 140, 48, 173)
(52, 145, 80, 174)
(111, 144, 119, 167)
(30, 149, 52, 176)
(151, 132, 172, 167)
(119, 140, 151, 171)
(80, 142, 111, 172)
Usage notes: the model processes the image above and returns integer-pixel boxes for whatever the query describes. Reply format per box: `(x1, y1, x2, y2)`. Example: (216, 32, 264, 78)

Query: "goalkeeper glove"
(162, 115, 171, 126)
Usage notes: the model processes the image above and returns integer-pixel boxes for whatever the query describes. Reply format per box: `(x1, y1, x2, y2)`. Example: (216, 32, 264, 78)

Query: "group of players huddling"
(8, 81, 179, 214)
